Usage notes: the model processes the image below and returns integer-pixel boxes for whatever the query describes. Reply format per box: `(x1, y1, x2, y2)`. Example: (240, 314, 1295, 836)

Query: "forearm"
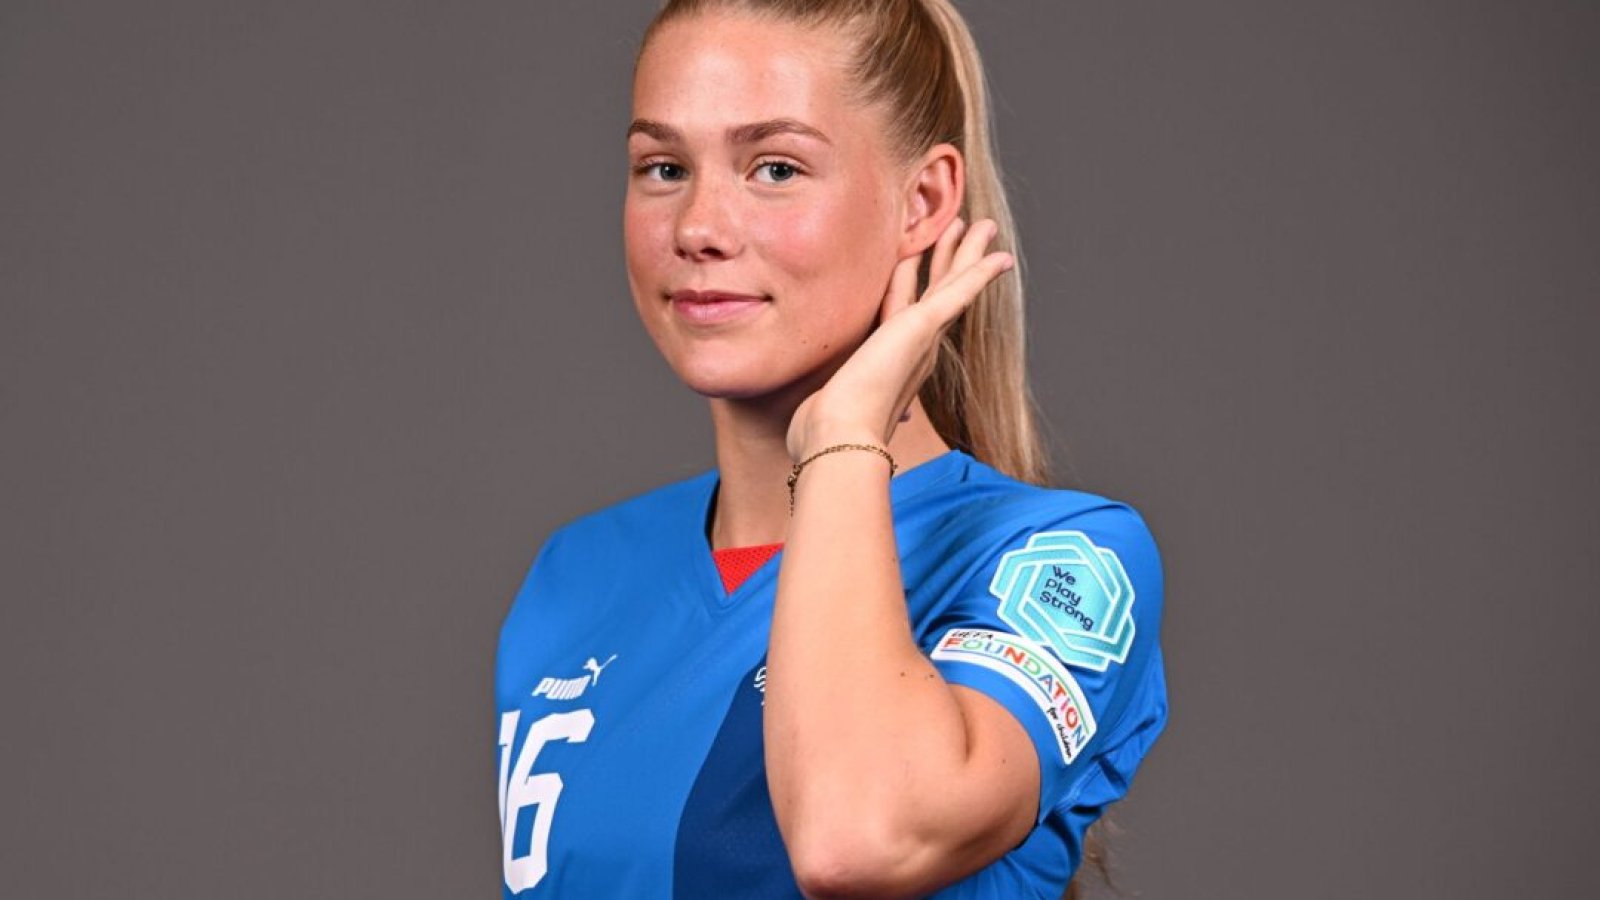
(764, 447, 975, 891)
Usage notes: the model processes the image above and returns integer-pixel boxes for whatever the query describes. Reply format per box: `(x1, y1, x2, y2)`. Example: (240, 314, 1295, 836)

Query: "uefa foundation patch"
(932, 627, 1096, 763)
(988, 530, 1136, 672)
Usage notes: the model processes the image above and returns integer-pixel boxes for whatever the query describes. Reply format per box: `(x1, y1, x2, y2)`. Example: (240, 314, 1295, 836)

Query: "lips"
(669, 289, 770, 326)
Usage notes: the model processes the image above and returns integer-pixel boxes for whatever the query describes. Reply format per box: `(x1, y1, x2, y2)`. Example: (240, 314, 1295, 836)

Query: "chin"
(666, 355, 798, 401)
(677, 370, 784, 401)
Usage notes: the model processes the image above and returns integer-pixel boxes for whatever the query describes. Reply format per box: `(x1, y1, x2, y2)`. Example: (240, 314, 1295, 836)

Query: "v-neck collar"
(687, 448, 970, 612)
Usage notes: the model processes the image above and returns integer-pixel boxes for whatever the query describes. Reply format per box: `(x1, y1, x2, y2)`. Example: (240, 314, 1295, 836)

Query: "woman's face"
(624, 12, 908, 402)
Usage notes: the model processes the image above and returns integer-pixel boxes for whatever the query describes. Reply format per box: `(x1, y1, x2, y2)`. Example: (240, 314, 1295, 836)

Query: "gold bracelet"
(786, 443, 898, 515)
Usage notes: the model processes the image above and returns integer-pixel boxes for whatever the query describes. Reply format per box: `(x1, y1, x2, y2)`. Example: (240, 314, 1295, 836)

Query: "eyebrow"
(626, 117, 833, 147)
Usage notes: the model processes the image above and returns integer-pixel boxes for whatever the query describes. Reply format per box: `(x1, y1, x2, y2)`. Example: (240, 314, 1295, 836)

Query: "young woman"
(495, 1, 1169, 897)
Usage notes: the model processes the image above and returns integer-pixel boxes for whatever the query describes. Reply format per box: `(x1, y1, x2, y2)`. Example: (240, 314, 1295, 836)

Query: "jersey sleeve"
(918, 500, 1168, 830)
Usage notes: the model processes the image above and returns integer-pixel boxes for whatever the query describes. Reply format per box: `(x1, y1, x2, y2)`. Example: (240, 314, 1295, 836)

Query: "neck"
(705, 392, 951, 550)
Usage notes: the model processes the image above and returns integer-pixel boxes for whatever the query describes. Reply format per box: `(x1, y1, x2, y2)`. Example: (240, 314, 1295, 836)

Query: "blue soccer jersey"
(495, 448, 1168, 897)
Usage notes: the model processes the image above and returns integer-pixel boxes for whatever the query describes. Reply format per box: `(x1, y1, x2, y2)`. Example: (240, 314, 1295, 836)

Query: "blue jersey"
(496, 448, 1168, 897)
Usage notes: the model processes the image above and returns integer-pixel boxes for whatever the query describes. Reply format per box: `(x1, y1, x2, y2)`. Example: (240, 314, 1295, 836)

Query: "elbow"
(786, 820, 927, 900)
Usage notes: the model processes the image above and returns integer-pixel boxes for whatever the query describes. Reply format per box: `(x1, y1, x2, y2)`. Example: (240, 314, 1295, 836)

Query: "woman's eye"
(634, 162, 687, 181)
(631, 160, 801, 184)
(755, 160, 801, 184)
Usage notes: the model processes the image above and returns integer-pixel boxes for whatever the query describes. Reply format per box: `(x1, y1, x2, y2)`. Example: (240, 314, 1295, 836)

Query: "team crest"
(989, 530, 1135, 671)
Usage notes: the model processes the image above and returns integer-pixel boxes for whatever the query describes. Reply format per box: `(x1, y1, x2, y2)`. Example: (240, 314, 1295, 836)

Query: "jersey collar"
(689, 448, 971, 609)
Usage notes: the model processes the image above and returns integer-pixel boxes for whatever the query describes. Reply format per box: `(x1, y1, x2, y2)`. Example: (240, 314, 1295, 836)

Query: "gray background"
(3, 1, 1595, 897)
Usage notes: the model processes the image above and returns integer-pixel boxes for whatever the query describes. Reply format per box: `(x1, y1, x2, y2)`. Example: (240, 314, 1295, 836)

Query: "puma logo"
(583, 654, 618, 686)
(533, 653, 619, 701)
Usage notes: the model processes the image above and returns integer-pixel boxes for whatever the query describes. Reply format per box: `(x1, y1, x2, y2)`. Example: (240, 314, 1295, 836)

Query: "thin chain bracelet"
(786, 443, 898, 515)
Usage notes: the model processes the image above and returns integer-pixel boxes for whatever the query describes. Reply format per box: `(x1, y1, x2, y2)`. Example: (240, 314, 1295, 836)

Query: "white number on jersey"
(497, 709, 595, 893)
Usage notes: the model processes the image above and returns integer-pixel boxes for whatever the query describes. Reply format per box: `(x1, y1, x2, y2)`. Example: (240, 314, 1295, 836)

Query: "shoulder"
(538, 468, 716, 563)
(501, 468, 714, 635)
(914, 453, 1161, 580)
(504, 468, 711, 616)
(911, 454, 1165, 671)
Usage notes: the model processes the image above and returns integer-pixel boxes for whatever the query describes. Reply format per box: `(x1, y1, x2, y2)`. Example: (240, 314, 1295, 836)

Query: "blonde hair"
(639, 0, 1056, 488)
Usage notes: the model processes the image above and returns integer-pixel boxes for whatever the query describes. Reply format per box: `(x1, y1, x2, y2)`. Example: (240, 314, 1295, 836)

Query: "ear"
(897, 143, 965, 260)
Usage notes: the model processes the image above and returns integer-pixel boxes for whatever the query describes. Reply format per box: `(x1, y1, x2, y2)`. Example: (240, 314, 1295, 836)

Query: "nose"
(674, 175, 740, 262)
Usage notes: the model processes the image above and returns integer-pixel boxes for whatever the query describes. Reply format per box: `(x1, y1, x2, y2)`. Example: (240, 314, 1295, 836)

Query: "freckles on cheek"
(750, 206, 837, 280)
(624, 196, 668, 238)
(624, 205, 672, 251)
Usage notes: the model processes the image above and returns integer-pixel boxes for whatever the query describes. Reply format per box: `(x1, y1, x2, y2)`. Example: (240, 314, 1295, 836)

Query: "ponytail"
(911, 0, 1052, 486)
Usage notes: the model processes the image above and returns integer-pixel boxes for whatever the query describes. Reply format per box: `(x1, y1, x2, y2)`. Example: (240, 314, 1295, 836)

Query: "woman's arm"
(767, 451, 1040, 899)
(765, 220, 1034, 899)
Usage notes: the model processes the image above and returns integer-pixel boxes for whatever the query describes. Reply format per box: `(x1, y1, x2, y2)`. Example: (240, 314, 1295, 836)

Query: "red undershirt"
(710, 542, 784, 594)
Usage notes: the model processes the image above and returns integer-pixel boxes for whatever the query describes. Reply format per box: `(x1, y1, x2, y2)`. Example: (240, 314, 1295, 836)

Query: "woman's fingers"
(946, 218, 999, 284)
(927, 217, 1002, 300)
(922, 250, 1013, 326)
(887, 218, 1011, 341)
(799, 222, 1011, 447)
(927, 217, 966, 293)
(878, 252, 923, 324)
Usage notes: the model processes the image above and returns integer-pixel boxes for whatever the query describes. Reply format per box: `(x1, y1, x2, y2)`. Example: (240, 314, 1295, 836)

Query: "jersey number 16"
(497, 709, 595, 893)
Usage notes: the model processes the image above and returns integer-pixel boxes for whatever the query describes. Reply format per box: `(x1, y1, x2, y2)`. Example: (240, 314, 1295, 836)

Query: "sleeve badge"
(989, 530, 1136, 672)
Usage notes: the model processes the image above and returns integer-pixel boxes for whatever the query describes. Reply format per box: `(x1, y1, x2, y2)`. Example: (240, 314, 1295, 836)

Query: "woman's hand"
(785, 217, 1014, 463)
